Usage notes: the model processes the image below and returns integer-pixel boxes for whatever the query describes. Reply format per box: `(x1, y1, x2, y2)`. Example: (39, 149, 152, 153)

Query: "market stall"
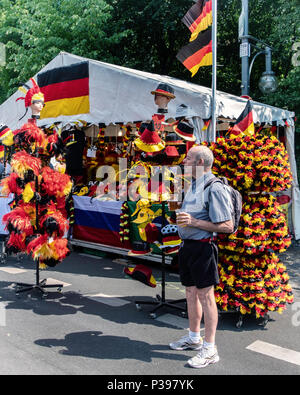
(0, 51, 297, 320)
(0, 51, 298, 244)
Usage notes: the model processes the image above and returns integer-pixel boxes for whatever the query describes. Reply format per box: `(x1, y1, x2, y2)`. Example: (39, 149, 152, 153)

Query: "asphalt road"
(0, 246, 300, 377)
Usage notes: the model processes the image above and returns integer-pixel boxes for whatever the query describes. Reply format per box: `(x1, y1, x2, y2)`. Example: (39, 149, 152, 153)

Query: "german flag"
(182, 0, 212, 41)
(38, 61, 89, 119)
(230, 100, 255, 137)
(0, 124, 14, 147)
(202, 118, 211, 131)
(176, 27, 212, 77)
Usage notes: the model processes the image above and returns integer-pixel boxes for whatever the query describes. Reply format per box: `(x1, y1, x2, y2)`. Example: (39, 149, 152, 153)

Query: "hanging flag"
(182, 0, 212, 42)
(202, 118, 211, 131)
(230, 100, 255, 137)
(72, 197, 126, 248)
(176, 27, 212, 77)
(37, 61, 90, 119)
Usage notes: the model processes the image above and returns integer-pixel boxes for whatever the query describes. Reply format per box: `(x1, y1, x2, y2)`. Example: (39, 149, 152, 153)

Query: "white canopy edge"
(0, 51, 298, 239)
(0, 51, 295, 130)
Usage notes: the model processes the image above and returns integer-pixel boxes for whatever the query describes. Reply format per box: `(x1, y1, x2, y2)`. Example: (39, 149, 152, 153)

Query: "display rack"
(134, 202, 187, 318)
(15, 151, 64, 297)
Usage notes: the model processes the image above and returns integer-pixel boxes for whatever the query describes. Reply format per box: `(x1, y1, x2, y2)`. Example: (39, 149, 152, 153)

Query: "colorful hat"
(173, 120, 196, 141)
(16, 78, 45, 121)
(161, 224, 181, 255)
(139, 179, 170, 202)
(0, 124, 14, 147)
(144, 222, 160, 243)
(165, 132, 184, 145)
(137, 122, 149, 136)
(164, 145, 179, 158)
(134, 120, 165, 153)
(151, 83, 176, 99)
(128, 241, 152, 256)
(124, 264, 156, 288)
(16, 78, 44, 108)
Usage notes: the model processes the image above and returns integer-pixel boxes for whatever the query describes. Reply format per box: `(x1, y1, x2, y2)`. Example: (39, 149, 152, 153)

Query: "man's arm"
(177, 212, 234, 234)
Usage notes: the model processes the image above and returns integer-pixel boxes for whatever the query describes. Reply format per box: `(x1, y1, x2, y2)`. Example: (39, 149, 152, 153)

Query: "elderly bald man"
(169, 145, 233, 369)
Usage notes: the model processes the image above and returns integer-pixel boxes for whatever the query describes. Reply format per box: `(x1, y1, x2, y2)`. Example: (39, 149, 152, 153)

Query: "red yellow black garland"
(205, 132, 294, 318)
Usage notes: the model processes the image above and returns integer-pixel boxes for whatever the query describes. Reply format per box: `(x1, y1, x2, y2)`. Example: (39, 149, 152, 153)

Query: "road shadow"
(9, 250, 181, 285)
(1, 278, 280, 332)
(34, 331, 188, 363)
(217, 311, 275, 332)
(0, 280, 187, 329)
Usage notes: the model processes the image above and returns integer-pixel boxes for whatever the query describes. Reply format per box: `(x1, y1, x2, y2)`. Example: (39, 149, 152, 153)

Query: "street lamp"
(258, 47, 278, 94)
(239, 0, 277, 96)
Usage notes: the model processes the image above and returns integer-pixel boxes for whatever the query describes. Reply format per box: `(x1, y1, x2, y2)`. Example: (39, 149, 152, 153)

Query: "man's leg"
(187, 285, 220, 368)
(169, 286, 203, 350)
(197, 285, 218, 344)
(186, 286, 202, 332)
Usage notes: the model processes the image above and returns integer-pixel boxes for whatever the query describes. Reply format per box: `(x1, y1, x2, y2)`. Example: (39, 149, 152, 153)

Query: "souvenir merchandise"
(205, 131, 294, 319)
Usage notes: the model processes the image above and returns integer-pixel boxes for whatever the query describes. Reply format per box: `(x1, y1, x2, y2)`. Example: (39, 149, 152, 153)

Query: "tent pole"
(211, 0, 218, 142)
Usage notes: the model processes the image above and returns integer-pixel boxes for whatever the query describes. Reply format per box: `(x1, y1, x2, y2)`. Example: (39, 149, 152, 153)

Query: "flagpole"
(211, 0, 217, 142)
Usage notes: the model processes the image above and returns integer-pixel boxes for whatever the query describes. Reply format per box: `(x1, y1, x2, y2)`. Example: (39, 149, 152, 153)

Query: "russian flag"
(72, 197, 127, 248)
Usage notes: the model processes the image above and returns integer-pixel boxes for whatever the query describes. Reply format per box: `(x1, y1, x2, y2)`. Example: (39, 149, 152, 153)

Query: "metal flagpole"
(211, 0, 218, 142)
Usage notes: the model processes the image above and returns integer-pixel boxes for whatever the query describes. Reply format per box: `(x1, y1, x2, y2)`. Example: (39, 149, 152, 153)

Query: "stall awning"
(0, 51, 295, 130)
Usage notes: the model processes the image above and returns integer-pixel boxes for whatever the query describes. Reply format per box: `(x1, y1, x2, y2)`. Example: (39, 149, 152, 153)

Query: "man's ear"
(197, 158, 204, 166)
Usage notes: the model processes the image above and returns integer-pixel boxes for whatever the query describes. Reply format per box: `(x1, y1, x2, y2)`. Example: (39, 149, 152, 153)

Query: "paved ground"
(0, 243, 300, 377)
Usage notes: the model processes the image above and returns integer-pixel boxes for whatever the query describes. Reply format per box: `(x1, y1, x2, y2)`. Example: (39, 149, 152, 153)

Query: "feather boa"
(0, 173, 23, 196)
(41, 166, 72, 198)
(3, 207, 34, 236)
(11, 151, 41, 177)
(40, 207, 69, 237)
(13, 123, 47, 152)
(27, 234, 69, 265)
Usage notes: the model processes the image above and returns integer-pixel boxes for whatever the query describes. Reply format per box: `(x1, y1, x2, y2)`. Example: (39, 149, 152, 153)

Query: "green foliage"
(0, 0, 299, 129)
(0, 0, 128, 102)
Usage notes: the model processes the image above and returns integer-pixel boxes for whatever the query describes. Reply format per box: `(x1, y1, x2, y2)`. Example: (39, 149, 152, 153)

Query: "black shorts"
(178, 240, 219, 289)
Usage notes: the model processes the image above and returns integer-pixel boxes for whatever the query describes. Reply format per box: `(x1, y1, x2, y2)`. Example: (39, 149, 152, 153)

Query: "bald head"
(188, 145, 214, 170)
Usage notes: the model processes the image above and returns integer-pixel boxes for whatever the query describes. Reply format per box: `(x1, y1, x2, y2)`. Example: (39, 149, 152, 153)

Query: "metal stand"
(135, 202, 187, 318)
(15, 149, 63, 297)
(15, 259, 63, 297)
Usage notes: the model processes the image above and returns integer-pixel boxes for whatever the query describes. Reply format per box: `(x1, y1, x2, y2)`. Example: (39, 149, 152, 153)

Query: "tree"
(0, 0, 129, 103)
(0, 0, 299, 126)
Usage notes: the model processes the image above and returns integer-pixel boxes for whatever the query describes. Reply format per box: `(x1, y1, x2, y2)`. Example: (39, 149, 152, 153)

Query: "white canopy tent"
(0, 51, 299, 238)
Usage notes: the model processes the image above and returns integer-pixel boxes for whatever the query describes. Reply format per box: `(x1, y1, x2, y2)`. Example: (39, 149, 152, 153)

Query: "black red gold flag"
(37, 61, 89, 119)
(202, 118, 211, 131)
(176, 27, 212, 77)
(182, 0, 212, 41)
(230, 100, 255, 137)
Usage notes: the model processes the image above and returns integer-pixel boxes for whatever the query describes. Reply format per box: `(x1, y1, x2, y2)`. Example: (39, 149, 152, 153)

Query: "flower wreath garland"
(205, 133, 294, 318)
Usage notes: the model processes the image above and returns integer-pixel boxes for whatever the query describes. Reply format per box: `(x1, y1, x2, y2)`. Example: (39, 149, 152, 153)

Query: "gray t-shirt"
(177, 171, 233, 240)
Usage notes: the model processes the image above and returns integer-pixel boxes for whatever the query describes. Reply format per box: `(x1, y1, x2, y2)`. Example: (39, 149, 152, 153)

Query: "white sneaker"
(188, 346, 220, 368)
(169, 335, 203, 351)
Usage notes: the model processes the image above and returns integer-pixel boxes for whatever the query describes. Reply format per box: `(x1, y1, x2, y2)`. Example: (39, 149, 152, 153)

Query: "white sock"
(203, 340, 215, 351)
(189, 330, 201, 343)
